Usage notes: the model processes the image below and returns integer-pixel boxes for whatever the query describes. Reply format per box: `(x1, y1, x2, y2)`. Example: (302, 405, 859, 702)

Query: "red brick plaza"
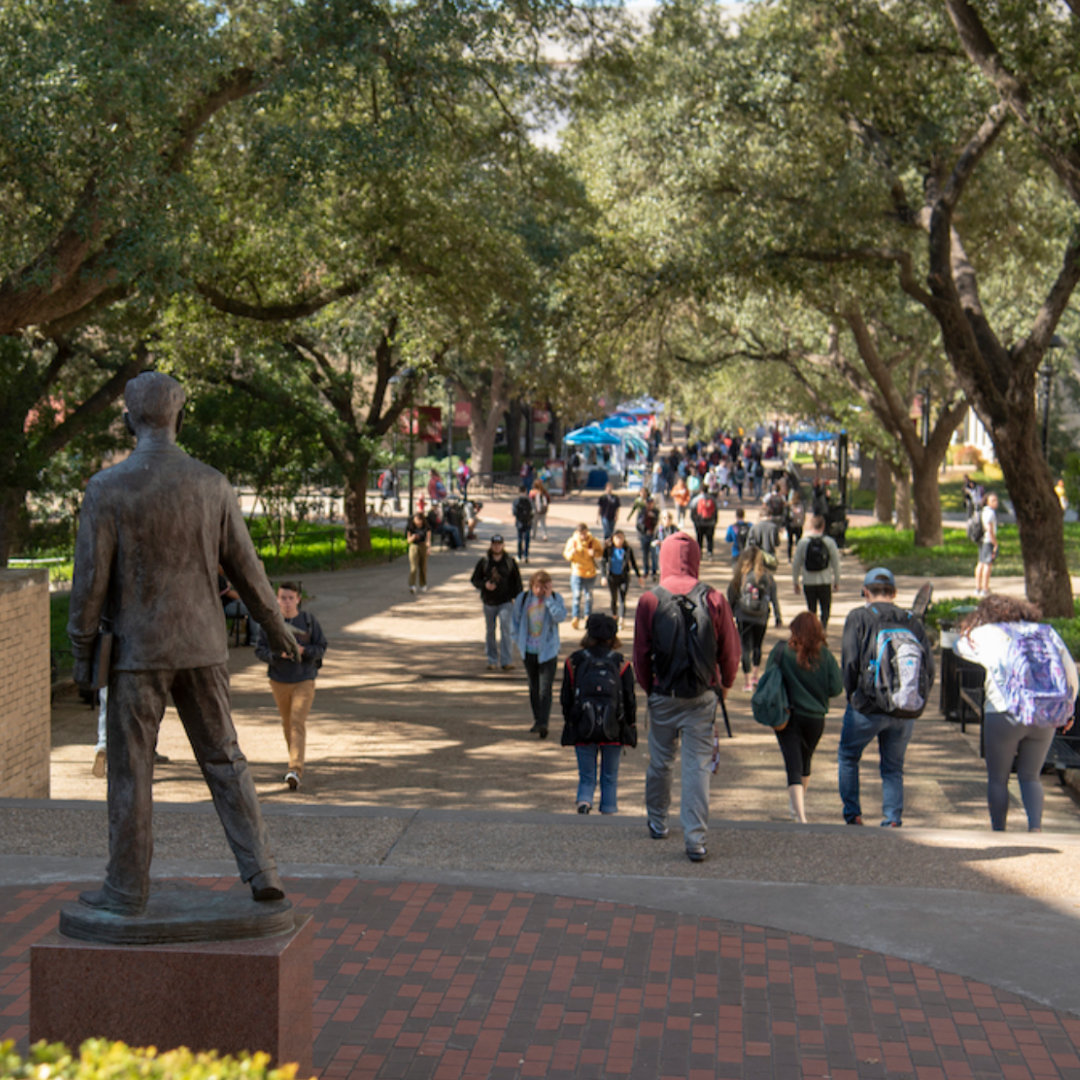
(2, 877, 1078, 1080)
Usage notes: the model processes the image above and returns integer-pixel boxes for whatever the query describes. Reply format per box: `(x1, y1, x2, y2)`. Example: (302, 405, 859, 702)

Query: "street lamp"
(444, 377, 455, 471)
(389, 367, 416, 517)
(918, 369, 932, 448)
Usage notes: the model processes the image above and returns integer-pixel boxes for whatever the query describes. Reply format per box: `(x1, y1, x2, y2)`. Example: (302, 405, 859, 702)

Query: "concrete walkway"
(2, 491, 1079, 1075)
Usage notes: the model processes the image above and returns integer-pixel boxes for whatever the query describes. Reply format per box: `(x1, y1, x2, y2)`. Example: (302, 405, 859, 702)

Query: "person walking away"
(838, 567, 935, 826)
(471, 534, 522, 670)
(725, 508, 751, 563)
(954, 595, 1077, 831)
(406, 511, 430, 594)
(560, 613, 637, 813)
(530, 478, 550, 540)
(761, 613, 843, 823)
(690, 487, 719, 559)
(785, 490, 805, 561)
(733, 460, 746, 501)
(974, 491, 1000, 597)
(650, 461, 666, 510)
(512, 485, 534, 563)
(748, 507, 780, 556)
(255, 582, 328, 791)
(602, 530, 642, 630)
(635, 496, 661, 580)
(634, 531, 741, 862)
(563, 522, 605, 630)
(792, 514, 841, 628)
(597, 482, 621, 541)
(672, 477, 691, 527)
(728, 548, 782, 691)
(511, 570, 567, 739)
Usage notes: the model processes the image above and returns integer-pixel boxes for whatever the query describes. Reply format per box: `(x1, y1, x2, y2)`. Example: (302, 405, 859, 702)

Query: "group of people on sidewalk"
(468, 509, 1077, 846)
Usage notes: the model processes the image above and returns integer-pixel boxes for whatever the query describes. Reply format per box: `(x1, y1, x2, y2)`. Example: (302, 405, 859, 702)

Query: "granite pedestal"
(30, 913, 313, 1072)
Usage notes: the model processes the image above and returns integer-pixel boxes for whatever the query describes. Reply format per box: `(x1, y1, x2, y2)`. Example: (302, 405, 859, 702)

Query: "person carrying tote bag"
(753, 612, 842, 824)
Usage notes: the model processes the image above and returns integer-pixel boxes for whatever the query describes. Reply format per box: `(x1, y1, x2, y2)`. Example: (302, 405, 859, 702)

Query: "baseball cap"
(490, 534, 504, 544)
(863, 567, 895, 588)
(585, 613, 619, 641)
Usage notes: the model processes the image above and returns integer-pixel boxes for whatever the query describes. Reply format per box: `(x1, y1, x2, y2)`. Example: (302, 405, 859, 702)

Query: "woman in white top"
(954, 595, 1077, 831)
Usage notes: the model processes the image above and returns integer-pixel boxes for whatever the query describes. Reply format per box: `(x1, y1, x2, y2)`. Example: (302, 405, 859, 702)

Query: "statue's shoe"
(249, 868, 286, 902)
(78, 888, 146, 916)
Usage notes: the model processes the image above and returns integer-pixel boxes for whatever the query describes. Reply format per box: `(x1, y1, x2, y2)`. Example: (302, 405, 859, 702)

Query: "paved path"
(3, 491, 1079, 1074)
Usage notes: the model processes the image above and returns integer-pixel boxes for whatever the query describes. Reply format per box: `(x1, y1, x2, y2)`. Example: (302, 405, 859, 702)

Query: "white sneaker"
(420, 585, 428, 593)
(284, 771, 300, 790)
(410, 585, 416, 593)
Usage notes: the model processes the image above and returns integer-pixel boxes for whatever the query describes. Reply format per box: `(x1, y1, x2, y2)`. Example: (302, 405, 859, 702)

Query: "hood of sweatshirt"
(658, 530, 701, 595)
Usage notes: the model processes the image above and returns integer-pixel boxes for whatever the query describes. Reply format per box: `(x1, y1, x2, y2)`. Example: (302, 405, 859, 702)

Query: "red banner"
(399, 406, 442, 441)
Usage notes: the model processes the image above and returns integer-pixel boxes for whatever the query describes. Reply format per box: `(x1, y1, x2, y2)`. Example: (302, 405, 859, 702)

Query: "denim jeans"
(640, 536, 658, 576)
(837, 703, 915, 825)
(483, 601, 513, 666)
(569, 573, 595, 620)
(576, 744, 622, 813)
(516, 524, 531, 561)
(645, 689, 717, 850)
(601, 518, 616, 540)
(523, 652, 557, 731)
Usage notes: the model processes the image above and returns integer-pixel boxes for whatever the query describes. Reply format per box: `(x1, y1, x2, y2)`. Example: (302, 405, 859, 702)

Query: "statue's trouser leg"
(171, 664, 277, 883)
(104, 670, 167, 908)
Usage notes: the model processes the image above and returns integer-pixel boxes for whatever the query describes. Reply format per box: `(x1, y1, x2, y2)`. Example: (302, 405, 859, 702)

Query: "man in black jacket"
(838, 567, 935, 827)
(470, 535, 522, 671)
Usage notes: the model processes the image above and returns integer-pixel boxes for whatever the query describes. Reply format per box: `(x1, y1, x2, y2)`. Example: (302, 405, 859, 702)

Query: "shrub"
(0, 1039, 309, 1080)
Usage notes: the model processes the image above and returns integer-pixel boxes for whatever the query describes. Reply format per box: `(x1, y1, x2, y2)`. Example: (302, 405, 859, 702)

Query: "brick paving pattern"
(2, 879, 1078, 1079)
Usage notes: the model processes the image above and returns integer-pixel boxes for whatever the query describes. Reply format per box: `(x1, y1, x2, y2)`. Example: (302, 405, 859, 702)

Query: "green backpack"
(751, 661, 790, 729)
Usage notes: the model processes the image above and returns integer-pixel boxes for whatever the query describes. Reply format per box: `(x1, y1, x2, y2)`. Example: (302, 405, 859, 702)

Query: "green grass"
(247, 520, 406, 573)
(846, 522, 1080, 578)
(50, 591, 71, 655)
(936, 468, 1005, 513)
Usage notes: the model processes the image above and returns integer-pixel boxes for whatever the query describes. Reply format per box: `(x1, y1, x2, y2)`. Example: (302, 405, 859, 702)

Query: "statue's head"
(124, 372, 186, 437)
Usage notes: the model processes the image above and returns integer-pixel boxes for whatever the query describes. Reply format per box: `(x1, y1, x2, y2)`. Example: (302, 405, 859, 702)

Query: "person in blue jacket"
(511, 569, 567, 739)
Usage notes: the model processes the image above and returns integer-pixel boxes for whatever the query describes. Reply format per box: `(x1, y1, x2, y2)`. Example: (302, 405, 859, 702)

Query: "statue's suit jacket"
(68, 438, 287, 669)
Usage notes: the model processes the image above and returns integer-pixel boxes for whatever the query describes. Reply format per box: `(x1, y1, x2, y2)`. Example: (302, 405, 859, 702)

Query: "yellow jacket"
(563, 532, 604, 578)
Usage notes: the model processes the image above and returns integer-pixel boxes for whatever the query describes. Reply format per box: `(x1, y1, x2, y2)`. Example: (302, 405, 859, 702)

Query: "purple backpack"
(1000, 623, 1074, 727)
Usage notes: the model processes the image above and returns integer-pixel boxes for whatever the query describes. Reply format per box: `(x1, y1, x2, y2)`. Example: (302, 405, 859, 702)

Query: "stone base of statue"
(30, 886, 312, 1072)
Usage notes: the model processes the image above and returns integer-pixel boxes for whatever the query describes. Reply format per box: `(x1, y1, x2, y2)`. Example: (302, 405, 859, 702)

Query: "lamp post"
(389, 367, 416, 518)
(1040, 335, 1065, 460)
(918, 370, 932, 448)
(445, 377, 455, 472)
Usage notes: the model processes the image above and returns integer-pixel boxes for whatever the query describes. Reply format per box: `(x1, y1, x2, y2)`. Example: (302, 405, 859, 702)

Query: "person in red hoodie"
(633, 531, 741, 862)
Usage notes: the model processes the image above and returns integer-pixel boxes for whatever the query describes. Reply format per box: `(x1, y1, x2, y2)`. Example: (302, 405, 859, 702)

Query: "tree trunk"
(874, 463, 894, 525)
(911, 464, 944, 548)
(0, 487, 28, 567)
(893, 467, 912, 531)
(991, 410, 1071, 617)
(343, 459, 372, 554)
(505, 399, 523, 475)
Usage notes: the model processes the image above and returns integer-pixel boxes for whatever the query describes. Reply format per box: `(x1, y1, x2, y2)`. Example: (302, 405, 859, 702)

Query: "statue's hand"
(270, 623, 301, 662)
(73, 658, 93, 690)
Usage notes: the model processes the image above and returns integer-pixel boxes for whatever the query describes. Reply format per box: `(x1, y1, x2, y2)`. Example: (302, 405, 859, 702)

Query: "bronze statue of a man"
(68, 371, 299, 916)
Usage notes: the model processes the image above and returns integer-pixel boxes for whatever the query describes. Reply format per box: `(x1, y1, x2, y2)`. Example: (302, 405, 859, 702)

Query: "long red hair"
(789, 611, 827, 670)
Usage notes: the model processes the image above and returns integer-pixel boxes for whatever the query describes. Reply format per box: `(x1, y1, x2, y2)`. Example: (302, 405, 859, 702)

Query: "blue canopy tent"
(564, 425, 625, 489)
(785, 429, 836, 443)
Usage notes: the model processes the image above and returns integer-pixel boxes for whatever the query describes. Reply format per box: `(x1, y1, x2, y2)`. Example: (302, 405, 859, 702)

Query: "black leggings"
(695, 525, 716, 554)
(775, 712, 826, 786)
(738, 620, 767, 673)
(803, 583, 833, 628)
(608, 575, 631, 621)
(523, 653, 557, 730)
(787, 526, 803, 560)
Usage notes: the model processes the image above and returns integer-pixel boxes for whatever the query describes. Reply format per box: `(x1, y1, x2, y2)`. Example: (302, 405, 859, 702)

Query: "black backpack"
(569, 651, 623, 743)
(733, 520, 751, 549)
(650, 583, 717, 698)
(513, 496, 534, 526)
(804, 536, 829, 573)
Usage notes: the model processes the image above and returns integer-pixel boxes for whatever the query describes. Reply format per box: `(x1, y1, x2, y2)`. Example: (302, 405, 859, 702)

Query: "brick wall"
(0, 569, 50, 799)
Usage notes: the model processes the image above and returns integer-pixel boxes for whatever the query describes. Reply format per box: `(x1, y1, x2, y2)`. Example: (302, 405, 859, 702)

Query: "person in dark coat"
(560, 614, 637, 814)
